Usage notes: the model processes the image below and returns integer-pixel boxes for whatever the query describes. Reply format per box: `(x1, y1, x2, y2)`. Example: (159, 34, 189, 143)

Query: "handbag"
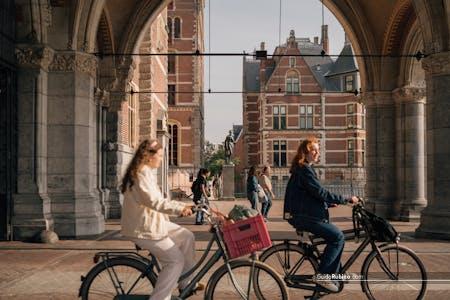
(257, 184, 268, 203)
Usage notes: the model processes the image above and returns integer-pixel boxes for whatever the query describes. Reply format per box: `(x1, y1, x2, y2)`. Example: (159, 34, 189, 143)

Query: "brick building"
(167, 0, 205, 193)
(241, 29, 366, 197)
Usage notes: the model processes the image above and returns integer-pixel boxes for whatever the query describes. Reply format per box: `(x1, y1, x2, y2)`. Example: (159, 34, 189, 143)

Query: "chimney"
(321, 24, 329, 54)
(260, 42, 265, 50)
(314, 36, 319, 44)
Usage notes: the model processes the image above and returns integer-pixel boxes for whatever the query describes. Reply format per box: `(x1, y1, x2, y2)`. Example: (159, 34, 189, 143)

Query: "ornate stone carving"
(112, 56, 136, 92)
(94, 88, 110, 107)
(43, 1, 53, 28)
(422, 52, 450, 76)
(48, 52, 98, 77)
(15, 46, 54, 70)
(393, 86, 426, 103)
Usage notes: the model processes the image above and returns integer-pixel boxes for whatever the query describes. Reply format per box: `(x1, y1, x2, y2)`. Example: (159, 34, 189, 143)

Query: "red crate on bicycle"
(221, 214, 272, 259)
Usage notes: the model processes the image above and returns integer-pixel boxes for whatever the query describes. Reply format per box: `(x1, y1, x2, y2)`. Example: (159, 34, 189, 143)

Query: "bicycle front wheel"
(205, 259, 289, 300)
(361, 244, 427, 300)
(79, 257, 157, 300)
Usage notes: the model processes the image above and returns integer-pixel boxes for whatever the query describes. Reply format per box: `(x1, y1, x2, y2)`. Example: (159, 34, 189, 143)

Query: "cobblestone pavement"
(1, 200, 449, 299)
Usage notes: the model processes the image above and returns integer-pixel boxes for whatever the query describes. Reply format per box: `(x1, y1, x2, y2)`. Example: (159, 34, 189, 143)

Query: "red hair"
(289, 137, 319, 173)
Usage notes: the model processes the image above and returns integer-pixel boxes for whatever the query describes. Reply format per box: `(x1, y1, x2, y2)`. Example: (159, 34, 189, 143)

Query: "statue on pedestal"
(224, 130, 235, 165)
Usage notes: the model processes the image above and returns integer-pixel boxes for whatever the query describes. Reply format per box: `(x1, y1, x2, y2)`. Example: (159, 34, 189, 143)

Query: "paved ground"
(1, 199, 449, 299)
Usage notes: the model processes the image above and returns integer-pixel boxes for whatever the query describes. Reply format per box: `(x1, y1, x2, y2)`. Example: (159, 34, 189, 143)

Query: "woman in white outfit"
(120, 139, 197, 300)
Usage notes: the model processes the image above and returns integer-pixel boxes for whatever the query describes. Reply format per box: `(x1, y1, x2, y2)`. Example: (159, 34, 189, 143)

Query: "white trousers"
(130, 221, 196, 300)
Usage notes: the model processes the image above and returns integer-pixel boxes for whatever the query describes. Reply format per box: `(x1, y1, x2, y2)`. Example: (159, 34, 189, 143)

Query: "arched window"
(168, 124, 178, 166)
(286, 71, 300, 94)
(174, 17, 181, 38)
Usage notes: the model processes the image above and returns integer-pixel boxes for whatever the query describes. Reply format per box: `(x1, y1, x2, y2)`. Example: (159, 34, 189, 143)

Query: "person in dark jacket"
(193, 168, 210, 225)
(285, 137, 357, 292)
(246, 166, 259, 210)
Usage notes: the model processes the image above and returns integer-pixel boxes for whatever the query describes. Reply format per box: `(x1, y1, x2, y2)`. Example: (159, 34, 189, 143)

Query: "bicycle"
(78, 204, 289, 299)
(259, 198, 427, 300)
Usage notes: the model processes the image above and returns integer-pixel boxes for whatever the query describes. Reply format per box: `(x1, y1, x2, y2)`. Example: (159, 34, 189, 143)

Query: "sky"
(203, 0, 346, 144)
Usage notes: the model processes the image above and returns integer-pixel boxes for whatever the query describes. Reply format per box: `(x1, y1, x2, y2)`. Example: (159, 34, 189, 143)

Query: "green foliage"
(204, 140, 239, 175)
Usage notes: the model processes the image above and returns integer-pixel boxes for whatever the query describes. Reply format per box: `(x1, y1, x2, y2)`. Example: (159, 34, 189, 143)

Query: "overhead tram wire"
(92, 51, 427, 60)
(127, 90, 362, 96)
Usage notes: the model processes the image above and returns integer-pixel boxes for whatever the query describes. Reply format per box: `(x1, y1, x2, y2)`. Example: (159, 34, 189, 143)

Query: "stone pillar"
(416, 52, 450, 239)
(13, 46, 54, 239)
(221, 164, 235, 200)
(364, 92, 396, 217)
(393, 86, 427, 221)
(46, 51, 104, 237)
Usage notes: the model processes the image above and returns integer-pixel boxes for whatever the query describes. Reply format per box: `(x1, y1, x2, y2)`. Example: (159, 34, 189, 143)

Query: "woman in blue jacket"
(285, 137, 357, 292)
(246, 166, 259, 210)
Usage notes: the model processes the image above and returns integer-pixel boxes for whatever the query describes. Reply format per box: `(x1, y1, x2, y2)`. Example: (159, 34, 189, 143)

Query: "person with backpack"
(284, 137, 358, 293)
(192, 168, 210, 225)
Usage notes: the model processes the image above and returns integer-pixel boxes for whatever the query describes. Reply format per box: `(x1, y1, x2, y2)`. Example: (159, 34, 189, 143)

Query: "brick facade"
(241, 30, 366, 184)
(167, 0, 205, 192)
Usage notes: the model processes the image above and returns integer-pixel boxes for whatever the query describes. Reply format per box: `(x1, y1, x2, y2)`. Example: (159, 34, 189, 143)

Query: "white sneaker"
(314, 278, 339, 292)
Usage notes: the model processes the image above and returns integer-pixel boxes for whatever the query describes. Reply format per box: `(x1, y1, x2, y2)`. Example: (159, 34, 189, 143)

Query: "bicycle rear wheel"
(79, 257, 157, 300)
(205, 259, 289, 300)
(361, 244, 427, 300)
(260, 242, 320, 298)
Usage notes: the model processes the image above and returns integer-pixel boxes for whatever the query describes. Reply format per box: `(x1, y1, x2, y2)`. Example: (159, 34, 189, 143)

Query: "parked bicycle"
(259, 198, 427, 300)
(78, 204, 288, 300)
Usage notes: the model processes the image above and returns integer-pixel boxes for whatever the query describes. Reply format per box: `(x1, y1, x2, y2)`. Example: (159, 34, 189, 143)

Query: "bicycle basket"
(221, 214, 272, 259)
(361, 209, 399, 243)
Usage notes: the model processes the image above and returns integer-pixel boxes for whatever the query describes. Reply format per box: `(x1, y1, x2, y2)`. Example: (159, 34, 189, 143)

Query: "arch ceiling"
(68, 0, 447, 92)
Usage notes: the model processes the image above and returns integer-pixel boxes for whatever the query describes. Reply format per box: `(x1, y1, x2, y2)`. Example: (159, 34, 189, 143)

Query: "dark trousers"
(295, 218, 345, 275)
(247, 191, 258, 210)
(261, 194, 272, 218)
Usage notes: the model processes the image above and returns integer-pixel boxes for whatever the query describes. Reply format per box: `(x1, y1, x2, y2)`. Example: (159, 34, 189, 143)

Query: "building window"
(168, 124, 178, 166)
(289, 56, 296, 67)
(168, 84, 176, 105)
(348, 140, 354, 166)
(174, 17, 181, 38)
(286, 76, 300, 94)
(347, 115, 355, 128)
(273, 140, 287, 167)
(128, 87, 137, 148)
(273, 105, 286, 130)
(167, 18, 172, 43)
(347, 103, 354, 114)
(345, 75, 354, 92)
(168, 54, 176, 74)
(168, 1, 174, 10)
(300, 105, 313, 129)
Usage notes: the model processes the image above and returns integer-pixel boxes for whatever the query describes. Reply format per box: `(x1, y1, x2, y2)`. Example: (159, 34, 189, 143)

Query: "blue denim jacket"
(285, 164, 346, 222)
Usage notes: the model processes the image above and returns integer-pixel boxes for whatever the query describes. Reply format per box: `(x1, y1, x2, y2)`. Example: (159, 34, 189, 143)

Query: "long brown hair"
(121, 139, 163, 193)
(289, 137, 318, 173)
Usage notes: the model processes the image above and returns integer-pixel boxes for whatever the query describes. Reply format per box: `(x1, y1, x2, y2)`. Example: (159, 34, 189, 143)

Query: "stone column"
(221, 164, 235, 200)
(416, 52, 450, 239)
(46, 51, 104, 237)
(393, 86, 427, 221)
(364, 92, 396, 217)
(13, 46, 54, 239)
